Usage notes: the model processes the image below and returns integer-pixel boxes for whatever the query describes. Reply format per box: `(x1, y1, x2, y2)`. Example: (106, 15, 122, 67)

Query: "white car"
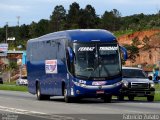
(16, 76, 28, 86)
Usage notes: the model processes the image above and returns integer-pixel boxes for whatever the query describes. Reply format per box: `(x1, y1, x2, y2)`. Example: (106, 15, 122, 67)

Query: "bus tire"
(36, 83, 45, 100)
(128, 95, 134, 101)
(44, 95, 50, 100)
(117, 95, 124, 101)
(64, 88, 72, 103)
(104, 94, 112, 103)
(147, 96, 154, 102)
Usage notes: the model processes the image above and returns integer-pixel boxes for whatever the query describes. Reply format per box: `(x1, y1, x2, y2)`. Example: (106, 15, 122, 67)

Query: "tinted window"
(122, 69, 147, 78)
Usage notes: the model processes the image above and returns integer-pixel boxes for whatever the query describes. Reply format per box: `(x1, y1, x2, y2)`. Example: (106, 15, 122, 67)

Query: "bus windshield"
(73, 43, 121, 80)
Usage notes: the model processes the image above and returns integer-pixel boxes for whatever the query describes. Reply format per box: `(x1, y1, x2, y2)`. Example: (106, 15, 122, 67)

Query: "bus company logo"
(92, 81, 106, 86)
(78, 47, 95, 51)
(99, 46, 118, 51)
(45, 60, 57, 74)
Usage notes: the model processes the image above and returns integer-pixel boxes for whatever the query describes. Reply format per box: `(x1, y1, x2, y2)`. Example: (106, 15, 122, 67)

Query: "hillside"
(117, 29, 160, 67)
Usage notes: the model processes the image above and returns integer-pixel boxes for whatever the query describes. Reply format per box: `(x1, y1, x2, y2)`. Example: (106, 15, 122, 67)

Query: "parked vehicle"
(0, 77, 3, 84)
(16, 76, 28, 86)
(118, 67, 155, 101)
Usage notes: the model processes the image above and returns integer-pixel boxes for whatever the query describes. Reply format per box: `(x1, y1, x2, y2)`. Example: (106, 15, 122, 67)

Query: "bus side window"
(57, 39, 66, 60)
(27, 44, 30, 61)
(30, 44, 33, 62)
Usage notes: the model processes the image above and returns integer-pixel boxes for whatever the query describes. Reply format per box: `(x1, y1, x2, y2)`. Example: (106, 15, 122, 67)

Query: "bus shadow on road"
(49, 97, 109, 104)
(48, 97, 160, 104)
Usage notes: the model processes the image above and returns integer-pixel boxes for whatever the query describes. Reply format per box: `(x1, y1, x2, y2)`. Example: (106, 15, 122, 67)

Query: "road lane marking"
(0, 106, 76, 120)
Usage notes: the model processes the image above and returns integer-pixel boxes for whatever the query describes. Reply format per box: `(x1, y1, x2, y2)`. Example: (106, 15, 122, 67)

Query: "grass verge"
(0, 84, 27, 92)
(114, 29, 135, 37)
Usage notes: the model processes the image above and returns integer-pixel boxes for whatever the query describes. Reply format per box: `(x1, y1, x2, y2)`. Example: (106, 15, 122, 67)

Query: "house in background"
(0, 50, 27, 82)
(7, 50, 26, 65)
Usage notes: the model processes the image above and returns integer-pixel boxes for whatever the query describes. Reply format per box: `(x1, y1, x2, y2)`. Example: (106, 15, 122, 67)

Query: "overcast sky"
(0, 0, 160, 27)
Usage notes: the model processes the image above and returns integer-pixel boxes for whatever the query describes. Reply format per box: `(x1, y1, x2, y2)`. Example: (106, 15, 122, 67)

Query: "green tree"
(123, 37, 141, 63)
(101, 11, 113, 30)
(112, 9, 121, 30)
(29, 21, 38, 38)
(124, 44, 139, 63)
(50, 5, 66, 32)
(66, 2, 80, 29)
(78, 5, 98, 28)
(131, 36, 141, 46)
(7, 61, 18, 70)
(15, 24, 30, 50)
(18, 24, 30, 39)
(101, 9, 121, 31)
(36, 19, 50, 36)
(5, 61, 18, 83)
(142, 35, 150, 50)
(0, 27, 6, 43)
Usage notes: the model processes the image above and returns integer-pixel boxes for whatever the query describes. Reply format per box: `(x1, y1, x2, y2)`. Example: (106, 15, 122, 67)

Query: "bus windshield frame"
(72, 42, 121, 80)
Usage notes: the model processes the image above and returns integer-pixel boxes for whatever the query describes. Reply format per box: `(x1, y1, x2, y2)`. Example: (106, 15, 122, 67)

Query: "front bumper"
(120, 88, 155, 97)
(71, 81, 122, 98)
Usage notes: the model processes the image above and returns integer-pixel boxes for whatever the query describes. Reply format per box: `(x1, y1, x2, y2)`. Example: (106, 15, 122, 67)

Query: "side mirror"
(148, 76, 152, 80)
(120, 46, 128, 61)
(67, 47, 74, 63)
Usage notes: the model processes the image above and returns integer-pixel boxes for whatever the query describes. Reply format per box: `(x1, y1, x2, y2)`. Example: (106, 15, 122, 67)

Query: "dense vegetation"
(0, 2, 160, 50)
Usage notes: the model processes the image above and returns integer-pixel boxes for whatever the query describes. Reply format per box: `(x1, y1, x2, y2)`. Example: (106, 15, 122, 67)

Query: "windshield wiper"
(122, 75, 129, 78)
(89, 66, 99, 78)
(87, 58, 103, 79)
(76, 75, 89, 79)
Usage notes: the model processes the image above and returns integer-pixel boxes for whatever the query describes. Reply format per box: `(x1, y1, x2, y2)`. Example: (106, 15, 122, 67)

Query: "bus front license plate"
(96, 90, 104, 94)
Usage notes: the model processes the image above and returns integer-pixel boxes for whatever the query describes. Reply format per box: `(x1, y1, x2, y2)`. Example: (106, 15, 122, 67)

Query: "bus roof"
(28, 29, 116, 43)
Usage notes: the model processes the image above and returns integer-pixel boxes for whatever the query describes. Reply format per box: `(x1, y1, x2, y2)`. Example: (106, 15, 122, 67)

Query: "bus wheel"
(117, 95, 124, 101)
(36, 83, 44, 100)
(147, 96, 154, 102)
(128, 95, 134, 101)
(64, 88, 72, 103)
(104, 95, 112, 103)
(44, 95, 50, 100)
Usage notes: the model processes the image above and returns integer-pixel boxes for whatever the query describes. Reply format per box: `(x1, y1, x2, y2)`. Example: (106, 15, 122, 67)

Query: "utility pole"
(17, 16, 20, 27)
(5, 22, 9, 82)
(5, 22, 8, 43)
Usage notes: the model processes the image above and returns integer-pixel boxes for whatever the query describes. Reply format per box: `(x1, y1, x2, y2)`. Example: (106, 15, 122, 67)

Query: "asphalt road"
(0, 90, 159, 120)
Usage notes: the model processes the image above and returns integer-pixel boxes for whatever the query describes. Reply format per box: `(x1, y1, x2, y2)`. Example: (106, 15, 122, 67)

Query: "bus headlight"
(71, 88, 74, 95)
(150, 83, 155, 88)
(122, 80, 128, 88)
